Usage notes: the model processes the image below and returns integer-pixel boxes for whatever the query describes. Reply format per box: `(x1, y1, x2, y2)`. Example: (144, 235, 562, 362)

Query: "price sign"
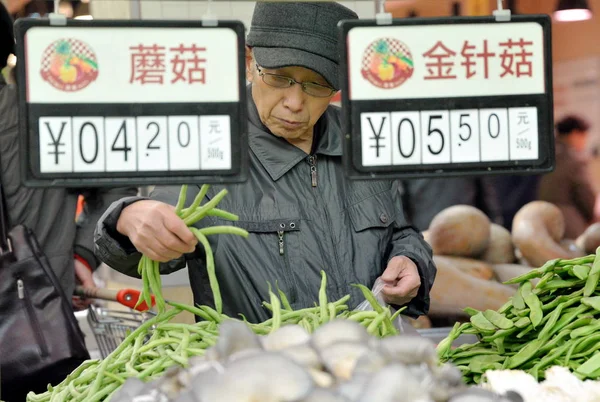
(15, 19, 248, 187)
(339, 15, 554, 180)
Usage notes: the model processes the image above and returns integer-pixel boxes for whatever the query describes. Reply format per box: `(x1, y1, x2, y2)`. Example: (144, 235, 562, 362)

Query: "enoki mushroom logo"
(361, 38, 414, 89)
(41, 38, 99, 92)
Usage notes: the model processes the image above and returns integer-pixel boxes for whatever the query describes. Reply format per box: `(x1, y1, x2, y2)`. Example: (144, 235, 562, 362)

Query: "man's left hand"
(72, 259, 95, 311)
(380, 256, 421, 306)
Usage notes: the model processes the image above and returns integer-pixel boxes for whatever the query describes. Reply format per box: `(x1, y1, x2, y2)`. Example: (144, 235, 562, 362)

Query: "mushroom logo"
(361, 38, 414, 89)
(40, 38, 99, 92)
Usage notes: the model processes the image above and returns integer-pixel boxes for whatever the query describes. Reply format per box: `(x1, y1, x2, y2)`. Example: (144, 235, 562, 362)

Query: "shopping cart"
(74, 287, 157, 358)
(86, 306, 148, 358)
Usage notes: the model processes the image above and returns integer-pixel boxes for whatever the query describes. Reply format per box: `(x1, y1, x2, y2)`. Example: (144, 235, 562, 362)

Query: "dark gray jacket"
(0, 76, 138, 299)
(94, 90, 436, 323)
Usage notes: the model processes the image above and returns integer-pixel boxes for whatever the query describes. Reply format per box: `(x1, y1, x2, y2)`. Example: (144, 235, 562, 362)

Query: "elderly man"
(95, 2, 436, 323)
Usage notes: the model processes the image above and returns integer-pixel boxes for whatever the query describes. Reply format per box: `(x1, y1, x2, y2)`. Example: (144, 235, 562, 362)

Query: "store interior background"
(59, 0, 599, 186)
(6, 0, 599, 351)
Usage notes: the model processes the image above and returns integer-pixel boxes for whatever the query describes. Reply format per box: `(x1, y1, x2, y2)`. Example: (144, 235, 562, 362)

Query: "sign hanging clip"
(202, 0, 218, 27)
(48, 0, 67, 26)
(374, 0, 392, 25)
(493, 0, 512, 22)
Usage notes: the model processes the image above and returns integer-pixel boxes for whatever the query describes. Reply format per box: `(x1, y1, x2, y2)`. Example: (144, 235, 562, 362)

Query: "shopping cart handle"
(116, 289, 156, 311)
(74, 286, 156, 312)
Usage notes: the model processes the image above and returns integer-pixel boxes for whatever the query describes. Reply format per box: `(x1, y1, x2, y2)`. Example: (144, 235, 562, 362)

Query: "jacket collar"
(246, 85, 342, 181)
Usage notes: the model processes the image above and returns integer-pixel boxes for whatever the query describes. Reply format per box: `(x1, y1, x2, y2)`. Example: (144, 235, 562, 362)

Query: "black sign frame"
(14, 18, 248, 187)
(338, 15, 554, 180)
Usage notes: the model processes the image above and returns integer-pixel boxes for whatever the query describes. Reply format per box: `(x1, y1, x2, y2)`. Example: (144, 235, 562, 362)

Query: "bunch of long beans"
(136, 184, 248, 315)
(439, 250, 600, 384)
(27, 185, 404, 402)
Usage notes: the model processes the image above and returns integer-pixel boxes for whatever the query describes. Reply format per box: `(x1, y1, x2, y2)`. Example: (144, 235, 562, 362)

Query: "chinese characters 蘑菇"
(129, 43, 207, 85)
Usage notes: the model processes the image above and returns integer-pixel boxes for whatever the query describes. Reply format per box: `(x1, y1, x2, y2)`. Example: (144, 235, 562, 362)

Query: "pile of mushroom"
(111, 319, 523, 402)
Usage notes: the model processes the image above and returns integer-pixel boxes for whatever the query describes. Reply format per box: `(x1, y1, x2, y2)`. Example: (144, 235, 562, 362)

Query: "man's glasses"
(256, 64, 336, 98)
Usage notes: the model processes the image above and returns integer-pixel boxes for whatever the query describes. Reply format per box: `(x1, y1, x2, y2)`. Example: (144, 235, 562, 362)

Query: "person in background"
(0, 5, 138, 400)
(3, 0, 34, 15)
(401, 177, 502, 232)
(538, 115, 598, 239)
(95, 2, 436, 325)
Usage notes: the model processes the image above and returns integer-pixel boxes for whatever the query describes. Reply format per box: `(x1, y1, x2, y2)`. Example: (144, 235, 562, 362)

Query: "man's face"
(245, 49, 335, 143)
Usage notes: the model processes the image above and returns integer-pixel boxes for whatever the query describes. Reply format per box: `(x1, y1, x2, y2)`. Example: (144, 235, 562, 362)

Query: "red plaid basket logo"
(361, 38, 414, 89)
(41, 38, 99, 92)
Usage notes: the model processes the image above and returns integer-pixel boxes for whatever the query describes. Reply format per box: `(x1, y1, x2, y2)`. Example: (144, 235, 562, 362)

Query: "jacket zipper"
(308, 155, 318, 187)
(307, 156, 342, 300)
(18, 278, 50, 357)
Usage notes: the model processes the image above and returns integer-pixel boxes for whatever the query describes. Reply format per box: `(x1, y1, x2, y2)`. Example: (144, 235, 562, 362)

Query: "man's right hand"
(116, 200, 197, 262)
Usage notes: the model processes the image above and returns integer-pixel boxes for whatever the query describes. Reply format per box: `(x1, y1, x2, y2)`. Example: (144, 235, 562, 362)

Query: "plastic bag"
(355, 278, 420, 336)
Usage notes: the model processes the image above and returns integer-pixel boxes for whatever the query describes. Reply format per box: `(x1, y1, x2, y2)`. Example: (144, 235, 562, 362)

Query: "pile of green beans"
(27, 185, 404, 402)
(438, 249, 600, 384)
(247, 274, 406, 337)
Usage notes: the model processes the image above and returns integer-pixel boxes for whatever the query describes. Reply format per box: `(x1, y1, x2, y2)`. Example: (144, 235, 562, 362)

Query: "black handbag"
(0, 179, 89, 397)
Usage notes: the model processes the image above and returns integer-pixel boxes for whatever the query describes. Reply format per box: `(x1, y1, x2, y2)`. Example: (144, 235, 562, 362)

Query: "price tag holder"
(15, 19, 248, 187)
(339, 15, 554, 180)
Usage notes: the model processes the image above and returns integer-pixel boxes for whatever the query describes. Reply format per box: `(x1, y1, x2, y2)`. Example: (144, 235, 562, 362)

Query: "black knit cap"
(246, 2, 358, 90)
(0, 2, 15, 70)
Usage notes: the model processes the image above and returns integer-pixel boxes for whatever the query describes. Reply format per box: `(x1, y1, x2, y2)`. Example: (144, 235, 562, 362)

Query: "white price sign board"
(339, 15, 554, 180)
(15, 19, 248, 187)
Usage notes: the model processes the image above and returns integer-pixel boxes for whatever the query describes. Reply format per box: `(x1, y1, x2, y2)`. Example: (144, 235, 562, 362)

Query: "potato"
(428, 205, 491, 258)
